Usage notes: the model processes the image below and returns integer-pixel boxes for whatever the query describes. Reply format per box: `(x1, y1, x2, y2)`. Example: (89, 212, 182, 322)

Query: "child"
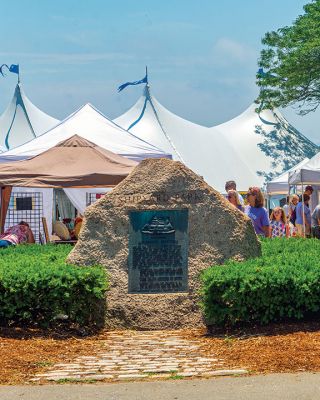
(269, 207, 289, 238)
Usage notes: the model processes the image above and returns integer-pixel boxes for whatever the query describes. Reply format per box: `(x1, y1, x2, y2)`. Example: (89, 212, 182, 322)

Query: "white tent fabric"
(0, 84, 59, 150)
(114, 85, 317, 192)
(211, 104, 318, 188)
(114, 86, 258, 192)
(115, 86, 183, 161)
(289, 151, 320, 185)
(63, 188, 112, 214)
(266, 158, 309, 194)
(0, 103, 169, 162)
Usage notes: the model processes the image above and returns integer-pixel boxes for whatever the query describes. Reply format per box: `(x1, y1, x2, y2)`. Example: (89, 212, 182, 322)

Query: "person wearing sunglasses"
(227, 189, 244, 212)
(244, 187, 270, 237)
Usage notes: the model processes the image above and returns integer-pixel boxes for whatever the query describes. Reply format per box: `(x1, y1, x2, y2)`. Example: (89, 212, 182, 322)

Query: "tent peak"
(68, 103, 117, 124)
(56, 134, 97, 148)
(0, 133, 138, 189)
(81, 102, 96, 110)
(212, 102, 288, 129)
(0, 81, 59, 150)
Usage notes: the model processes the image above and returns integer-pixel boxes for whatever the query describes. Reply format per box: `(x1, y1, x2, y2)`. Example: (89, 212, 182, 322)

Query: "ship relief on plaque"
(128, 209, 189, 293)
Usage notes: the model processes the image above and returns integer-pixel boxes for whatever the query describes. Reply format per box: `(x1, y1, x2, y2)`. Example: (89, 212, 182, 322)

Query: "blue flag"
(257, 68, 268, 78)
(0, 64, 19, 76)
(0, 64, 7, 76)
(118, 74, 148, 92)
(9, 64, 19, 74)
(257, 68, 278, 79)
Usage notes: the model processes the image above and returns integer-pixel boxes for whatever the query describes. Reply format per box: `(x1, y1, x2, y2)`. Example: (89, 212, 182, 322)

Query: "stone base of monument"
(68, 158, 261, 330)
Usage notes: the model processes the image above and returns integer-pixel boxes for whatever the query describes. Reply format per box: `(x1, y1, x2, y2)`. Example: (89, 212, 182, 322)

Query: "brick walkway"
(32, 331, 247, 382)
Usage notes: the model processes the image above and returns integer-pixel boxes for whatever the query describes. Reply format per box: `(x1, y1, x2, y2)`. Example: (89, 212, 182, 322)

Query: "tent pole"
(302, 183, 306, 238)
(287, 185, 291, 231)
(0, 186, 12, 234)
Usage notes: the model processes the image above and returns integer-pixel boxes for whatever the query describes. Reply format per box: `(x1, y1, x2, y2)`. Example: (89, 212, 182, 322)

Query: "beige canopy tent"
(0, 135, 138, 232)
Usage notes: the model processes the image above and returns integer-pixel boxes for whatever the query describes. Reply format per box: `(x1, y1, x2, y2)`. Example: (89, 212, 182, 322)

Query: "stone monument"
(68, 158, 261, 329)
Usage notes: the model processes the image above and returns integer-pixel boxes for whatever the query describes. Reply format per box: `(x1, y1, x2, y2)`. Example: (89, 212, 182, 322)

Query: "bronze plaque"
(128, 209, 188, 293)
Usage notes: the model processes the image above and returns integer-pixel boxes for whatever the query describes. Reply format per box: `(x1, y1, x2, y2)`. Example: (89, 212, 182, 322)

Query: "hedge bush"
(201, 238, 320, 327)
(0, 244, 108, 327)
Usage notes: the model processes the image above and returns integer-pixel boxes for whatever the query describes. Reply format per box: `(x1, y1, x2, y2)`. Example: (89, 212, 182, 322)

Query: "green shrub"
(0, 244, 108, 327)
(201, 238, 320, 327)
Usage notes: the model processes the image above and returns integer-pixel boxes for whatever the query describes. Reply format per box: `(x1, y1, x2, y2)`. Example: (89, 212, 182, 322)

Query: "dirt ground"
(1, 321, 320, 385)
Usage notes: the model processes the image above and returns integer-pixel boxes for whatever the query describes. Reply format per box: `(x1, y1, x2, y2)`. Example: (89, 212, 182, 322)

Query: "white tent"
(266, 158, 309, 195)
(0, 83, 59, 150)
(115, 85, 318, 191)
(114, 85, 258, 192)
(289, 152, 320, 185)
(0, 103, 170, 162)
(212, 104, 318, 187)
(0, 102, 170, 238)
(287, 154, 320, 212)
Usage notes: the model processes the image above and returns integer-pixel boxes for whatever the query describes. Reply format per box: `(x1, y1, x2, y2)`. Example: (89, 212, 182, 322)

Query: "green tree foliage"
(256, 0, 320, 114)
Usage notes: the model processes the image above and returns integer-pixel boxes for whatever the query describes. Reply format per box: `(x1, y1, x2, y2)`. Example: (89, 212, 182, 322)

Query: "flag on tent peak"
(9, 64, 19, 74)
(0, 64, 19, 76)
(118, 74, 148, 92)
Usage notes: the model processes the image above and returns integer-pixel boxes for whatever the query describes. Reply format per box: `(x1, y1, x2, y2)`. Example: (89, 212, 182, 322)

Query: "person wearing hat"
(244, 187, 270, 237)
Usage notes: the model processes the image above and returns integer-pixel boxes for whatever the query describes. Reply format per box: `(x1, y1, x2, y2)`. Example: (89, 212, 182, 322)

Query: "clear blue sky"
(1, 0, 319, 142)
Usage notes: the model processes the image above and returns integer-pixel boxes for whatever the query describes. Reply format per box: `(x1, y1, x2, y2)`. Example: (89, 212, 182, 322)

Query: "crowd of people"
(225, 180, 317, 239)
